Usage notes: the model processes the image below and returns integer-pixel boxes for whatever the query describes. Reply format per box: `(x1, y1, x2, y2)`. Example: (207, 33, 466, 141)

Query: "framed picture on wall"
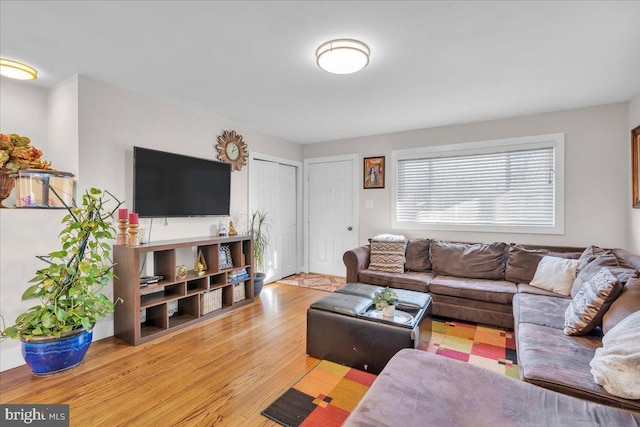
(364, 156, 385, 189)
(632, 125, 640, 208)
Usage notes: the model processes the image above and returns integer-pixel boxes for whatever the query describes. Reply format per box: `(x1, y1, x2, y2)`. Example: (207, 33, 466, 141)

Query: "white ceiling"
(1, 1, 639, 144)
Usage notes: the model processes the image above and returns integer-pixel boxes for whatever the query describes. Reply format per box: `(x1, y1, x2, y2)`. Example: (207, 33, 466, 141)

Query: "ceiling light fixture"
(316, 39, 370, 75)
(0, 58, 38, 80)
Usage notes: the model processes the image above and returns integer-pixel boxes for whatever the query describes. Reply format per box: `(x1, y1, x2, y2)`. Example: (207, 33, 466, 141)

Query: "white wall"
(628, 93, 640, 252)
(77, 75, 302, 238)
(0, 74, 301, 371)
(0, 77, 79, 371)
(0, 78, 49, 207)
(303, 102, 630, 249)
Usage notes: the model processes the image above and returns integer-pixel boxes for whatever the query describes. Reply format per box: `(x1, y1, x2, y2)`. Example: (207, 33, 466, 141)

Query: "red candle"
(128, 212, 139, 224)
(118, 208, 128, 220)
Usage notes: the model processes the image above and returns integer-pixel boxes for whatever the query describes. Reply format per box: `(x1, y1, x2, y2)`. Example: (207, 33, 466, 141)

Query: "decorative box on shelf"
(15, 169, 74, 208)
(200, 288, 222, 315)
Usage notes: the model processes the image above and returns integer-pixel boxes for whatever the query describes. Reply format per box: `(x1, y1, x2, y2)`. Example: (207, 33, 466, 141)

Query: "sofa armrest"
(343, 245, 371, 283)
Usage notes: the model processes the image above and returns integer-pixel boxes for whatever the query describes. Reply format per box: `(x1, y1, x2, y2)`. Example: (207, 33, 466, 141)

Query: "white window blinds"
(392, 134, 564, 234)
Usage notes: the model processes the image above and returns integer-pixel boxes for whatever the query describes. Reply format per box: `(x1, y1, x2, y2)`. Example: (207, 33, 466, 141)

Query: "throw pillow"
(590, 310, 640, 399)
(602, 275, 640, 335)
(564, 267, 623, 336)
(529, 256, 580, 296)
(368, 235, 408, 273)
(570, 252, 635, 298)
(404, 239, 431, 272)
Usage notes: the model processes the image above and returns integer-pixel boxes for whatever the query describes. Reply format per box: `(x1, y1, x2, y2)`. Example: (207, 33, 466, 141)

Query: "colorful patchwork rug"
(277, 273, 346, 293)
(263, 318, 518, 427)
(422, 317, 519, 379)
(261, 359, 376, 427)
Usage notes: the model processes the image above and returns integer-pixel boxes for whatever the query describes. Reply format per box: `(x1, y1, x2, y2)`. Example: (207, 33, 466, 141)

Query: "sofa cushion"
(429, 275, 516, 305)
(570, 252, 635, 298)
(404, 238, 431, 272)
(505, 244, 582, 284)
(529, 256, 580, 296)
(515, 323, 639, 412)
(564, 267, 622, 336)
(602, 276, 640, 335)
(513, 293, 570, 330)
(358, 269, 432, 293)
(343, 349, 640, 427)
(577, 245, 609, 273)
(430, 240, 507, 280)
(368, 236, 408, 273)
(517, 283, 569, 298)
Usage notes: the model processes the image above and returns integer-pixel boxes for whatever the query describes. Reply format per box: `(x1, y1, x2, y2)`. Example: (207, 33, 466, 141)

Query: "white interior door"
(308, 158, 357, 276)
(251, 159, 297, 282)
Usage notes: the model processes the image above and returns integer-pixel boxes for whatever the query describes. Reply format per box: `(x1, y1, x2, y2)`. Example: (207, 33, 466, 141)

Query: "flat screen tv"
(133, 147, 231, 217)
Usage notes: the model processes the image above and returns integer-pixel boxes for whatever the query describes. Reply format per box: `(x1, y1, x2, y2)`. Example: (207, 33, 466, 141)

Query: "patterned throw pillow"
(369, 235, 408, 273)
(564, 267, 623, 336)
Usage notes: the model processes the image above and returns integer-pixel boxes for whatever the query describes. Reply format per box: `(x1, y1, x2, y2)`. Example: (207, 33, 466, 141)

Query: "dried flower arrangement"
(0, 133, 51, 176)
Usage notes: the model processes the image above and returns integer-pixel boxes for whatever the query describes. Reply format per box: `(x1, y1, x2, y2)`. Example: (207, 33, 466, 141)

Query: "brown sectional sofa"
(343, 239, 640, 412)
(344, 239, 585, 328)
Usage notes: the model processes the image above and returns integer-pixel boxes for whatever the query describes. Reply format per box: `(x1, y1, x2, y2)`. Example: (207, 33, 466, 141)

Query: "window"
(391, 133, 564, 234)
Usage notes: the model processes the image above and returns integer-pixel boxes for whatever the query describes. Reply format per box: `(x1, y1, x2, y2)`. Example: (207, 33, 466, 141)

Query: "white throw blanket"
(590, 310, 640, 399)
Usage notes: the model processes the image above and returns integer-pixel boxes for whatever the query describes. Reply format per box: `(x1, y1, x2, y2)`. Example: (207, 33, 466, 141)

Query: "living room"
(1, 1, 639, 426)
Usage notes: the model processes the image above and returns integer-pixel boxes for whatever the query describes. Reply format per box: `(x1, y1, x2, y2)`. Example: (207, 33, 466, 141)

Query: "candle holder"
(128, 223, 140, 246)
(117, 218, 128, 245)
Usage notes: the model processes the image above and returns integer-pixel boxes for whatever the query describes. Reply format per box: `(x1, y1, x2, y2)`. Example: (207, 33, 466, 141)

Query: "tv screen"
(133, 147, 231, 217)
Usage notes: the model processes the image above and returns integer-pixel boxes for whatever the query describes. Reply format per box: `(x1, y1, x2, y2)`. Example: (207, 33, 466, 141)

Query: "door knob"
(347, 226, 353, 231)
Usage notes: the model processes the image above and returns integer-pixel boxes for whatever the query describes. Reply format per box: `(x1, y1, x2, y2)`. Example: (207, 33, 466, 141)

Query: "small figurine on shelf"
(228, 220, 238, 236)
(195, 250, 208, 276)
(176, 264, 188, 280)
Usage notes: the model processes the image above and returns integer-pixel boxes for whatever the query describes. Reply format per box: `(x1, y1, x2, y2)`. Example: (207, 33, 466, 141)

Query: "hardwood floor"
(0, 283, 327, 427)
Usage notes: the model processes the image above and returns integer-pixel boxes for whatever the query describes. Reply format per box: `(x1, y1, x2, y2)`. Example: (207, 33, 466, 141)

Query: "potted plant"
(373, 287, 398, 318)
(0, 187, 123, 376)
(247, 210, 271, 296)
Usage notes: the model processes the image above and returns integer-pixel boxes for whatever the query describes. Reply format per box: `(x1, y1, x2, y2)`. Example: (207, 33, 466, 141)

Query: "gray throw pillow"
(564, 267, 622, 336)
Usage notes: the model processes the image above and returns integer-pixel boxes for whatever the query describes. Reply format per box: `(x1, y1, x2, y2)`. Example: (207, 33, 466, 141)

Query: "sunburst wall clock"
(216, 130, 248, 171)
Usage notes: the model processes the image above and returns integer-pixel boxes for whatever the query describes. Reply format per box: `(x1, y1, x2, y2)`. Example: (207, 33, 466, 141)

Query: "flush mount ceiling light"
(316, 39, 370, 75)
(0, 58, 38, 80)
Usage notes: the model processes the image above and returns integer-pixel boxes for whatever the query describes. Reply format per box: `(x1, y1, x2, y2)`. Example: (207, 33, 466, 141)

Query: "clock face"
(216, 130, 248, 171)
(226, 142, 240, 160)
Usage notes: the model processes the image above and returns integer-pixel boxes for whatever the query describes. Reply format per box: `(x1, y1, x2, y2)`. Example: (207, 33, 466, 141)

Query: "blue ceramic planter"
(21, 329, 93, 376)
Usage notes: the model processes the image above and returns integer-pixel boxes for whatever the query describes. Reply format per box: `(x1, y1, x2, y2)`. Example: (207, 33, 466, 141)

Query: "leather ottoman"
(306, 283, 432, 374)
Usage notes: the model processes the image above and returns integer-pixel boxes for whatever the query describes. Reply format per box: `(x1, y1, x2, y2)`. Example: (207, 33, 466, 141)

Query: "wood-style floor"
(0, 283, 327, 427)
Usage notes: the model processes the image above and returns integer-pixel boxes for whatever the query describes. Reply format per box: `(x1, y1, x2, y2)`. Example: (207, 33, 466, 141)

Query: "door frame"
(303, 154, 359, 274)
(249, 152, 303, 282)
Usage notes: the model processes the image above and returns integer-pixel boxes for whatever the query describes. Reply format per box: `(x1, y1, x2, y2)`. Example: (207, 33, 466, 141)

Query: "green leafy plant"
(372, 287, 398, 309)
(247, 210, 271, 272)
(1, 187, 123, 340)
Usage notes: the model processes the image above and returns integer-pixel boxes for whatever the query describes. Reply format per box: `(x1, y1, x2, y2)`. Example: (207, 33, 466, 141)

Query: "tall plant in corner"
(1, 187, 123, 375)
(248, 210, 271, 296)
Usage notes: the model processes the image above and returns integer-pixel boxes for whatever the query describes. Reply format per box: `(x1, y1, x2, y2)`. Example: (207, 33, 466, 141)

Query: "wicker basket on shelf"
(200, 288, 222, 315)
(233, 282, 246, 303)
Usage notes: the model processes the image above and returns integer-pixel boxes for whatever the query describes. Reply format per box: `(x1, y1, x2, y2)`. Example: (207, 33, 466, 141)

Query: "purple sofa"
(344, 350, 640, 427)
